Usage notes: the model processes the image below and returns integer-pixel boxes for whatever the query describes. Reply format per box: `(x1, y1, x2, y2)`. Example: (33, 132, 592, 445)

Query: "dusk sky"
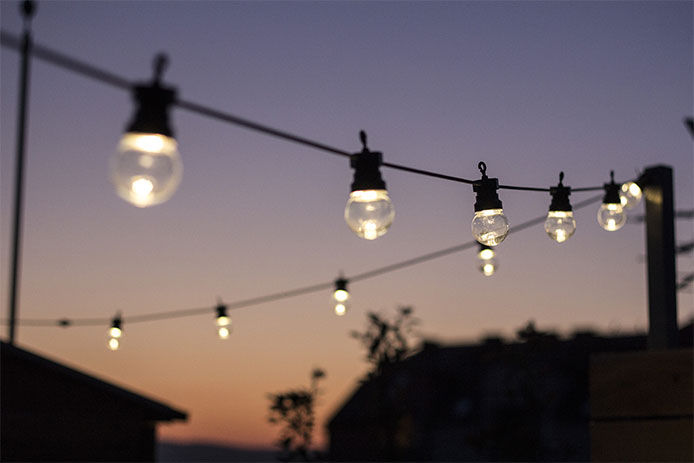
(1, 0, 692, 450)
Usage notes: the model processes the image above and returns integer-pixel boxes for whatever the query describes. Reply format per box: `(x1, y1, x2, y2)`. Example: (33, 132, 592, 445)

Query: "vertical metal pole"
(8, 1, 35, 344)
(640, 165, 678, 349)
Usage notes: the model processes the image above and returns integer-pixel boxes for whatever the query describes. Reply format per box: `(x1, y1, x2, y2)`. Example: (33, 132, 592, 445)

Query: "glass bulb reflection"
(110, 133, 182, 207)
(344, 190, 395, 240)
(471, 209, 510, 246)
(620, 182, 642, 209)
(108, 338, 120, 351)
(544, 211, 576, 243)
(334, 303, 347, 316)
(333, 289, 349, 303)
(597, 203, 627, 231)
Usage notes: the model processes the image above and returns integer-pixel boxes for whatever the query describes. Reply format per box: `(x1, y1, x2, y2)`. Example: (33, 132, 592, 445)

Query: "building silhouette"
(327, 322, 693, 461)
(1, 341, 187, 462)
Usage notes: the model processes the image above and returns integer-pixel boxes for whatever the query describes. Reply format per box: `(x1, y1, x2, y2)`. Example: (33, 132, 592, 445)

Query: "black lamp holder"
(334, 277, 348, 293)
(216, 304, 228, 319)
(602, 170, 621, 205)
(126, 54, 177, 137)
(350, 131, 386, 192)
(473, 162, 502, 212)
(549, 172, 572, 212)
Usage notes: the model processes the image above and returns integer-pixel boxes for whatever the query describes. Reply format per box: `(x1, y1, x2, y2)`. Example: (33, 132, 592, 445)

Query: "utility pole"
(639, 165, 678, 349)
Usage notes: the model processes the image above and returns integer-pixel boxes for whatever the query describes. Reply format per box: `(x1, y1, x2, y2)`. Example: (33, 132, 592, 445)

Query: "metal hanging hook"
(610, 170, 615, 183)
(559, 171, 565, 186)
(152, 53, 168, 84)
(359, 130, 368, 151)
(478, 161, 487, 178)
(21, 0, 36, 25)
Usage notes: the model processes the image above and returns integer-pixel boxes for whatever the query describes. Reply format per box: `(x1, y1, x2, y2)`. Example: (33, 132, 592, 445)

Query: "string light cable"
(2, 194, 603, 329)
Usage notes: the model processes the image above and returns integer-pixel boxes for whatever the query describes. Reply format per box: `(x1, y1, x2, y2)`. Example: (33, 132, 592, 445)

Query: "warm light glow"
(131, 176, 155, 198)
(109, 327, 122, 338)
(334, 303, 347, 316)
(597, 203, 626, 231)
(619, 182, 642, 209)
(108, 338, 120, 351)
(478, 248, 495, 260)
(218, 327, 230, 339)
(482, 262, 495, 276)
(345, 189, 395, 240)
(333, 289, 349, 302)
(544, 210, 576, 243)
(471, 209, 510, 246)
(121, 133, 176, 154)
(216, 316, 231, 327)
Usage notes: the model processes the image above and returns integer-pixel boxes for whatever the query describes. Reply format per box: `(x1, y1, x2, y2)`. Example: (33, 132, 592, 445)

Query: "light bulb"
(471, 209, 510, 246)
(110, 133, 182, 207)
(597, 203, 627, 231)
(333, 289, 349, 303)
(334, 303, 347, 316)
(545, 211, 576, 243)
(218, 326, 231, 339)
(109, 326, 122, 338)
(108, 338, 120, 351)
(478, 247, 495, 260)
(479, 259, 497, 277)
(620, 182, 642, 209)
(344, 190, 395, 240)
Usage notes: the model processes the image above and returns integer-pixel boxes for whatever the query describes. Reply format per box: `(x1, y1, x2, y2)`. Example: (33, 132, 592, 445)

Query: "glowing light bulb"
(344, 190, 395, 240)
(108, 338, 120, 351)
(109, 326, 122, 338)
(333, 289, 349, 303)
(110, 133, 182, 207)
(215, 304, 231, 339)
(471, 209, 510, 246)
(478, 247, 495, 261)
(597, 203, 626, 231)
(545, 211, 576, 243)
(334, 303, 347, 316)
(619, 182, 642, 209)
(216, 315, 230, 327)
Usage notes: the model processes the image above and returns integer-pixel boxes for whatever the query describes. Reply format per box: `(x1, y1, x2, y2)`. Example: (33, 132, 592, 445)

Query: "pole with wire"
(7, 0, 36, 345)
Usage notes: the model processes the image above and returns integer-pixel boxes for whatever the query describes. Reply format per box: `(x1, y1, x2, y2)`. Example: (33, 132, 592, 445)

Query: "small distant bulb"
(108, 338, 120, 351)
(478, 247, 495, 261)
(545, 211, 576, 243)
(110, 133, 182, 207)
(333, 289, 349, 303)
(216, 315, 231, 327)
(218, 326, 231, 339)
(109, 326, 122, 338)
(334, 303, 347, 316)
(471, 209, 510, 246)
(597, 203, 627, 231)
(480, 259, 497, 277)
(619, 182, 642, 209)
(344, 190, 395, 240)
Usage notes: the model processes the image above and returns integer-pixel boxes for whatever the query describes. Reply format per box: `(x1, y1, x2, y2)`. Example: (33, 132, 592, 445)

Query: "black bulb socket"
(350, 149, 387, 192)
(111, 317, 122, 330)
(334, 278, 348, 293)
(549, 185, 572, 212)
(126, 83, 177, 138)
(216, 304, 228, 319)
(473, 177, 502, 212)
(602, 181, 621, 205)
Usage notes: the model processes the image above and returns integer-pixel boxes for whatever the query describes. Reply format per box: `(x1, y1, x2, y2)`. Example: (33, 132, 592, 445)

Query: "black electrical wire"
(1, 31, 620, 192)
(3, 195, 603, 328)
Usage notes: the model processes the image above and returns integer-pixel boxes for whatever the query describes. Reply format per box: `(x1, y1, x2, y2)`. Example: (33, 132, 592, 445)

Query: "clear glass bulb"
(478, 248, 495, 261)
(216, 315, 231, 327)
(544, 211, 576, 243)
(597, 203, 627, 231)
(620, 182, 642, 209)
(334, 303, 348, 316)
(479, 259, 497, 277)
(110, 132, 182, 207)
(471, 209, 510, 246)
(218, 326, 231, 339)
(109, 326, 122, 338)
(344, 190, 395, 240)
(333, 289, 349, 303)
(108, 338, 120, 351)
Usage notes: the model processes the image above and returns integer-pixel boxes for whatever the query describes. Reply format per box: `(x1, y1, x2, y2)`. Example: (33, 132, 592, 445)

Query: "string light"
(478, 244, 497, 276)
(110, 54, 182, 208)
(344, 131, 395, 240)
(107, 315, 122, 351)
(215, 303, 231, 339)
(598, 171, 627, 231)
(471, 162, 509, 246)
(620, 181, 643, 210)
(332, 277, 350, 316)
(545, 172, 576, 243)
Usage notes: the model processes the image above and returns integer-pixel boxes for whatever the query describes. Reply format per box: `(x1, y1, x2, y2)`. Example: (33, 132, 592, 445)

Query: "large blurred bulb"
(597, 203, 627, 231)
(345, 190, 395, 240)
(110, 133, 182, 207)
(471, 209, 510, 246)
(620, 182, 642, 209)
(545, 211, 576, 243)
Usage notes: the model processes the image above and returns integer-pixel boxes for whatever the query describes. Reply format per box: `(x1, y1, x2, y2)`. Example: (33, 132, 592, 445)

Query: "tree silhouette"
(350, 306, 417, 378)
(267, 368, 325, 462)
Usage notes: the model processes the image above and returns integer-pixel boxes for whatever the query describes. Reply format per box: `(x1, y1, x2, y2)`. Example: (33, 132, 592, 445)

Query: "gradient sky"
(1, 0, 692, 449)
